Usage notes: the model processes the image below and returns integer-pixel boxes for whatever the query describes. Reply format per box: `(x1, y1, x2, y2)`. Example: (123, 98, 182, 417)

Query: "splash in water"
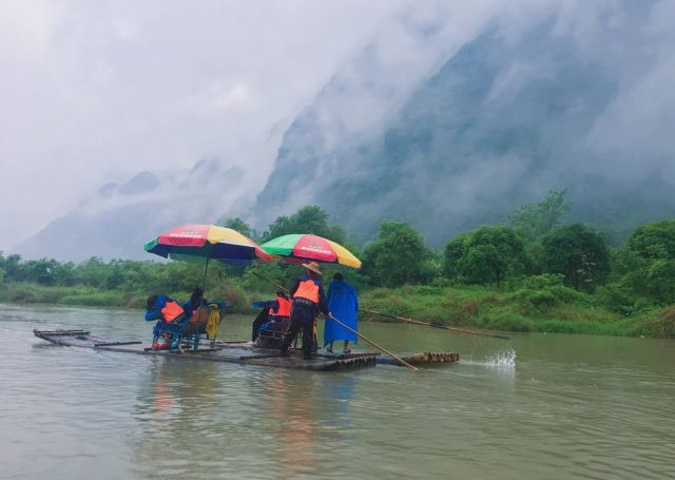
(483, 348, 517, 367)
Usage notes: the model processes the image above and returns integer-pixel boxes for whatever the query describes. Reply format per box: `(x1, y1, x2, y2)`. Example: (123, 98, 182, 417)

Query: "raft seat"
(154, 302, 227, 351)
(256, 316, 289, 349)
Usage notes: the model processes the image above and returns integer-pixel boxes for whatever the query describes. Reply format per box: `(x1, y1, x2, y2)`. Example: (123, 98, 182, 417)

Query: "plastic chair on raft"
(256, 316, 290, 349)
(153, 301, 228, 351)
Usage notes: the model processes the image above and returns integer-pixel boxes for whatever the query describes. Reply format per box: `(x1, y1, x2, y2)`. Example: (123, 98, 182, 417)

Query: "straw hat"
(302, 261, 323, 275)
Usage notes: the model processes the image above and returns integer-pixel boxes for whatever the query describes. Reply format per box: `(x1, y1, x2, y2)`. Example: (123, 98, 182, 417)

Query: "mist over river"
(1, 304, 674, 480)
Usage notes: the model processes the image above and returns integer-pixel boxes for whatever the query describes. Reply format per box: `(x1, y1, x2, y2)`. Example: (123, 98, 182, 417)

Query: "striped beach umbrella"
(261, 234, 361, 269)
(144, 224, 271, 266)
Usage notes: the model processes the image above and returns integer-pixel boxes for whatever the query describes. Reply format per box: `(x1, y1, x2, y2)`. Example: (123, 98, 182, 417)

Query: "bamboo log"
(359, 308, 510, 340)
(34, 329, 90, 336)
(94, 341, 142, 347)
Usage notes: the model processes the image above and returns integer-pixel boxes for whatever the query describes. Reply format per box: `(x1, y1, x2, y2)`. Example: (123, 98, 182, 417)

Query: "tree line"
(2, 191, 675, 314)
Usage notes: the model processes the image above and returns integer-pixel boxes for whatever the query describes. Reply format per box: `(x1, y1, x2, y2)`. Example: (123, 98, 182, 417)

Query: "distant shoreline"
(3, 282, 670, 338)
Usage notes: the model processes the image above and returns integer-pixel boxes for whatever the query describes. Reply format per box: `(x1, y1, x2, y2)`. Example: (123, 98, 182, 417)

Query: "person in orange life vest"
(269, 291, 291, 322)
(145, 294, 186, 349)
(280, 262, 329, 360)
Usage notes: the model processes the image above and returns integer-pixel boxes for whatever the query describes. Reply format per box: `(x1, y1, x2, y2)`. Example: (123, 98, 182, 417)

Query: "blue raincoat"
(324, 280, 358, 346)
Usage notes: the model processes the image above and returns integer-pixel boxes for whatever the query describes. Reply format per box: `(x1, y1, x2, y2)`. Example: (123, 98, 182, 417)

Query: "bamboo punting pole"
(359, 308, 510, 340)
(326, 313, 419, 371)
(251, 270, 289, 293)
(250, 270, 420, 369)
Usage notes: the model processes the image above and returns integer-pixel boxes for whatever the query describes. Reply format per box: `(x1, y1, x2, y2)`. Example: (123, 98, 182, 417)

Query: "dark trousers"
(280, 303, 317, 357)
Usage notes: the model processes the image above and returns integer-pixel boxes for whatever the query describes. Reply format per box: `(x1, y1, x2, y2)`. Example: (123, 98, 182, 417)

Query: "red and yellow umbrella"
(261, 234, 361, 269)
(145, 224, 271, 265)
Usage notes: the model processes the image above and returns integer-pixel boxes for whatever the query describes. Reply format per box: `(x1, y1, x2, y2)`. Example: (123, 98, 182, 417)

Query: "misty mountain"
(253, 4, 675, 246)
(15, 1, 675, 261)
(15, 160, 248, 261)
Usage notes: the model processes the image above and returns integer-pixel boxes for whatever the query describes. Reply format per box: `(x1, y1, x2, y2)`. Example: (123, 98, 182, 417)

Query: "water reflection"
(263, 371, 357, 479)
(7, 306, 675, 480)
(319, 374, 356, 440)
(130, 358, 223, 478)
(127, 357, 360, 479)
(264, 371, 319, 479)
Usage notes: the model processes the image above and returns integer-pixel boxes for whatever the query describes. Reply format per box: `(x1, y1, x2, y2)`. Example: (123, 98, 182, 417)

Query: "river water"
(1, 304, 674, 480)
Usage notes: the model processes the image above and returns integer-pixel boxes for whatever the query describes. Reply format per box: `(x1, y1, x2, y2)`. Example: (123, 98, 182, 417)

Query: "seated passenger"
(181, 288, 207, 321)
(145, 294, 186, 349)
(251, 308, 270, 342)
(269, 291, 291, 322)
(251, 291, 291, 343)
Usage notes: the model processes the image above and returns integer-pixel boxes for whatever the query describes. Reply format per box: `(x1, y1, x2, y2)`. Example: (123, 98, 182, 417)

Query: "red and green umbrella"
(145, 224, 271, 265)
(261, 234, 361, 269)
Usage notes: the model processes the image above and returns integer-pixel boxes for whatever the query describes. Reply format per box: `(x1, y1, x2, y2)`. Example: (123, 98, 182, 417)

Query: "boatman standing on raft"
(280, 261, 329, 360)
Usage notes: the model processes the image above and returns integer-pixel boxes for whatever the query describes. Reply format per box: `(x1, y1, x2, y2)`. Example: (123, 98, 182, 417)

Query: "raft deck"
(34, 329, 459, 370)
(214, 341, 459, 366)
(33, 329, 376, 371)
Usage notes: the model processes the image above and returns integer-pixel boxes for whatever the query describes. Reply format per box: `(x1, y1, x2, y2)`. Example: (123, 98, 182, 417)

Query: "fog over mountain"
(253, 0, 675, 245)
(17, 159, 250, 260)
(14, 0, 675, 259)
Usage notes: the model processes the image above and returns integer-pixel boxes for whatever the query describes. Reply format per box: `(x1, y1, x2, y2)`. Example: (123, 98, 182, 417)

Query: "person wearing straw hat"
(280, 261, 329, 360)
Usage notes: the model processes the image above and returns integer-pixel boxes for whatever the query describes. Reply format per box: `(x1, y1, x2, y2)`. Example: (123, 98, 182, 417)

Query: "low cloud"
(0, 0, 405, 251)
(5, 0, 674, 257)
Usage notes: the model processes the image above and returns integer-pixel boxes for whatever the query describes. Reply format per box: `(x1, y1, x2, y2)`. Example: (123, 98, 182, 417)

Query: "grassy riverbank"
(360, 285, 667, 337)
(3, 281, 672, 338)
(0, 282, 269, 314)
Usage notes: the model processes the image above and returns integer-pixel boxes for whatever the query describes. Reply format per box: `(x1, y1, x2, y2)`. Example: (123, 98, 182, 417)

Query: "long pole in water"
(251, 270, 419, 369)
(359, 308, 510, 340)
(326, 313, 419, 371)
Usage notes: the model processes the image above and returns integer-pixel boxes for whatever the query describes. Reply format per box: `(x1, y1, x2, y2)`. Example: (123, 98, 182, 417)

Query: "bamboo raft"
(213, 341, 460, 366)
(33, 329, 459, 370)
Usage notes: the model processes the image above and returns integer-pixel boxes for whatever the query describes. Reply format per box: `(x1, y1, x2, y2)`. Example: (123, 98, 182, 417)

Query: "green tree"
(627, 220, 675, 260)
(643, 259, 675, 303)
(443, 234, 468, 280)
(21, 258, 62, 285)
(1, 254, 23, 282)
(262, 205, 345, 244)
(508, 189, 571, 240)
(621, 220, 675, 303)
(75, 257, 110, 288)
(454, 226, 526, 285)
(362, 221, 430, 287)
(541, 224, 610, 291)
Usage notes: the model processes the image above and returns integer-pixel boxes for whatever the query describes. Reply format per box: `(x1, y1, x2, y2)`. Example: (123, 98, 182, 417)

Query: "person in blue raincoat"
(324, 273, 358, 354)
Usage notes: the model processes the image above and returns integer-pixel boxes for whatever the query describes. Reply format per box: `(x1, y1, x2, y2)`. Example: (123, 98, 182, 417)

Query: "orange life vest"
(161, 301, 184, 323)
(293, 278, 320, 304)
(270, 296, 291, 317)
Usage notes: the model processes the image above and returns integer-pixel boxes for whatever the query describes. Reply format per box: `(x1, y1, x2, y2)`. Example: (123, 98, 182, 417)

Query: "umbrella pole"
(202, 258, 210, 291)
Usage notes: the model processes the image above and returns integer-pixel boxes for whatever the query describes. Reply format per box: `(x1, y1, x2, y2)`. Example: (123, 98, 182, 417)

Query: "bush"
(595, 284, 643, 315)
(521, 273, 565, 289)
(59, 292, 125, 307)
(513, 288, 557, 310)
(219, 282, 254, 313)
(644, 305, 675, 338)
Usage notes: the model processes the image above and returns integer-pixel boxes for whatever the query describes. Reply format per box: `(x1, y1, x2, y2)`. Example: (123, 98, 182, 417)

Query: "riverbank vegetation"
(2, 192, 675, 338)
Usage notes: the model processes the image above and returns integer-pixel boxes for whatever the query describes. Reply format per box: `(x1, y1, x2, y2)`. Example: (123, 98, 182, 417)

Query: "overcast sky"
(0, 0, 410, 251)
(4, 0, 674, 254)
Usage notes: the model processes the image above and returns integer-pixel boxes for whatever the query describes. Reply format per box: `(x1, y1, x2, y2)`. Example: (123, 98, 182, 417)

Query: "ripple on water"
(2, 307, 675, 480)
